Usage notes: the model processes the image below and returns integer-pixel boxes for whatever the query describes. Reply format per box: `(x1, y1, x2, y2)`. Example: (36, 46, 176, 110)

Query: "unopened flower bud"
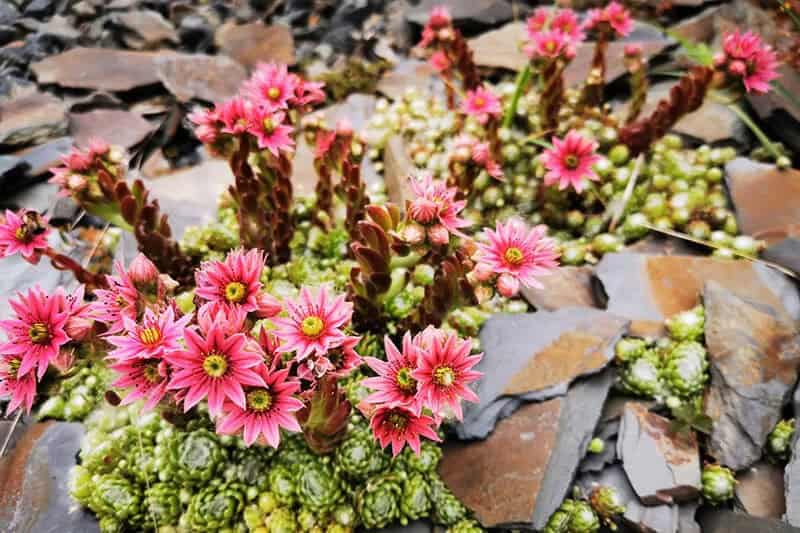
(472, 262, 494, 282)
(65, 315, 94, 342)
(728, 60, 747, 77)
(52, 348, 76, 373)
(336, 119, 353, 136)
(624, 43, 643, 57)
(427, 224, 450, 245)
(158, 274, 179, 292)
(402, 222, 426, 245)
(255, 292, 282, 318)
(713, 52, 727, 68)
(128, 253, 160, 286)
(496, 273, 520, 298)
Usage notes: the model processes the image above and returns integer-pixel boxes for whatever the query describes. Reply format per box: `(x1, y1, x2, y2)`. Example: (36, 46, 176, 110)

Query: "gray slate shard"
(764, 238, 800, 276)
(697, 508, 800, 533)
(786, 382, 800, 526)
(579, 419, 619, 473)
(366, 521, 432, 532)
(617, 403, 702, 505)
(703, 281, 800, 470)
(457, 309, 628, 439)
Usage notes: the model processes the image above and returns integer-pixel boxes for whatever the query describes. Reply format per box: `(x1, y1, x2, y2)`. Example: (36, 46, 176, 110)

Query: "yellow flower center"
(564, 154, 580, 169)
(246, 389, 273, 412)
(139, 327, 162, 346)
(142, 362, 161, 383)
(387, 411, 409, 430)
(6, 358, 20, 378)
(473, 96, 485, 108)
(395, 367, 417, 393)
(224, 281, 247, 303)
(28, 322, 50, 344)
(546, 40, 556, 52)
(14, 227, 31, 243)
(203, 353, 228, 378)
(434, 366, 456, 387)
(300, 316, 324, 338)
(262, 117, 275, 134)
(504, 247, 524, 265)
(267, 87, 281, 100)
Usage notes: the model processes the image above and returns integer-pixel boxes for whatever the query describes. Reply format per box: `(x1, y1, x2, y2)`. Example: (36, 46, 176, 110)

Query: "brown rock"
(725, 158, 800, 245)
(520, 266, 598, 311)
(617, 403, 702, 505)
(155, 53, 247, 103)
(291, 138, 318, 197)
(595, 253, 800, 334)
(31, 48, 163, 92)
(111, 10, 178, 49)
(669, 6, 721, 43)
(376, 59, 440, 102)
(703, 280, 800, 470)
(735, 461, 786, 518)
(215, 22, 294, 71)
(0, 86, 67, 146)
(383, 135, 416, 205)
(69, 109, 155, 150)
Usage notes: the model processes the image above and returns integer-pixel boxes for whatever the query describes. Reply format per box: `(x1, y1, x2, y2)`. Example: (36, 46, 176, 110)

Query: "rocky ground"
(1, 0, 800, 532)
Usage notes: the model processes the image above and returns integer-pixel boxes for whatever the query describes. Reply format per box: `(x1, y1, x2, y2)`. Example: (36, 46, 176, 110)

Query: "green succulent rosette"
(185, 480, 247, 530)
(767, 419, 796, 463)
(265, 506, 297, 533)
(614, 337, 647, 365)
(663, 341, 708, 397)
(665, 305, 705, 341)
(335, 425, 389, 480)
(447, 519, 486, 533)
(88, 473, 143, 522)
(168, 428, 228, 484)
(400, 472, 432, 521)
(144, 482, 182, 526)
(620, 349, 663, 398)
(357, 474, 403, 529)
(701, 464, 736, 505)
(430, 476, 467, 526)
(297, 458, 344, 514)
(268, 463, 298, 506)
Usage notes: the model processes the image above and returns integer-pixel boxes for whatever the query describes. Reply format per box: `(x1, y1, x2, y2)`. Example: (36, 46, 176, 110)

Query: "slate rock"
(786, 384, 800, 526)
(0, 86, 67, 147)
(703, 280, 800, 470)
(735, 461, 785, 518)
(520, 265, 599, 312)
(764, 238, 800, 276)
(668, 6, 721, 43)
(376, 58, 442, 102)
(0, 2, 19, 26)
(178, 13, 214, 52)
(23, 0, 56, 19)
(0, 422, 97, 533)
(155, 53, 246, 103)
(725, 157, 800, 245)
(0, 136, 72, 195)
(29, 15, 80, 42)
(595, 253, 800, 337)
(215, 21, 294, 70)
(406, 0, 514, 29)
(748, 65, 800, 155)
(617, 403, 702, 505)
(579, 419, 619, 473)
(458, 309, 628, 439)
(110, 10, 179, 49)
(439, 368, 615, 529)
(697, 507, 800, 533)
(31, 47, 163, 92)
(69, 109, 155, 150)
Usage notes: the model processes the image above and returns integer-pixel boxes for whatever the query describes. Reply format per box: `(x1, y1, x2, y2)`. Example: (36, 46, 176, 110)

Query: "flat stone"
(576, 464, 686, 533)
(578, 419, 618, 473)
(0, 3, 19, 26)
(668, 6, 721, 43)
(383, 135, 416, 205)
(406, 0, 513, 27)
(440, 369, 615, 529)
(215, 21, 294, 70)
(69, 109, 155, 150)
(764, 238, 800, 276)
(703, 280, 800, 470)
(520, 266, 598, 311)
(0, 421, 97, 532)
(14, 136, 72, 177)
(697, 508, 800, 533)
(110, 10, 178, 49)
(617, 403, 701, 505)
(33, 15, 80, 41)
(155, 53, 247, 103)
(458, 309, 628, 440)
(735, 461, 785, 518)
(376, 59, 441, 102)
(595, 253, 800, 336)
(31, 47, 163, 92)
(468, 21, 671, 85)
(725, 158, 800, 245)
(626, 235, 703, 257)
(748, 64, 800, 154)
(0, 86, 67, 146)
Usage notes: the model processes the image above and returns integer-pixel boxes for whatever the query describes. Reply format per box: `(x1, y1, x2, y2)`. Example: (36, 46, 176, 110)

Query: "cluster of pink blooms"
(541, 130, 603, 193)
(460, 86, 502, 125)
(188, 62, 324, 155)
(524, 7, 585, 60)
(47, 138, 118, 200)
(362, 328, 483, 456)
(714, 30, 780, 94)
(404, 174, 470, 246)
(418, 5, 453, 49)
(583, 1, 633, 38)
(0, 209, 51, 264)
(0, 285, 91, 414)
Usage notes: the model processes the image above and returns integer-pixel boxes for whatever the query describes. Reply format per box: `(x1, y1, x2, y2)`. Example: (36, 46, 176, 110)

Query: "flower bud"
(255, 292, 282, 318)
(65, 315, 94, 342)
(472, 261, 494, 282)
(52, 348, 76, 373)
(712, 52, 727, 67)
(427, 224, 450, 245)
(624, 43, 643, 57)
(401, 222, 426, 245)
(728, 60, 747, 77)
(496, 273, 520, 298)
(128, 253, 159, 286)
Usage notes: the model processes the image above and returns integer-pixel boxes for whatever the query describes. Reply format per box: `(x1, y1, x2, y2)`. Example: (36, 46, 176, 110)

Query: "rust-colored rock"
(595, 253, 800, 335)
(736, 461, 786, 519)
(215, 22, 294, 71)
(31, 47, 164, 92)
(703, 280, 800, 470)
(617, 403, 702, 504)
(0, 87, 67, 147)
(383, 135, 416, 205)
(520, 266, 598, 311)
(725, 158, 800, 245)
(69, 109, 155, 150)
(155, 53, 247, 103)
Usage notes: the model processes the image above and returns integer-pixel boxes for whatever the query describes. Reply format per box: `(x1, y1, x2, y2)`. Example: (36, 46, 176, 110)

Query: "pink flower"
(197, 301, 247, 336)
(476, 221, 560, 297)
(429, 51, 451, 72)
(460, 86, 501, 124)
(218, 97, 252, 136)
(109, 357, 170, 411)
(0, 353, 37, 414)
(326, 335, 362, 379)
(624, 43, 643, 57)
(720, 30, 779, 94)
(57, 285, 94, 342)
(471, 142, 504, 180)
(106, 307, 190, 361)
(293, 77, 326, 107)
(526, 29, 570, 59)
(245, 107, 295, 156)
(92, 261, 140, 334)
(272, 286, 353, 360)
(215, 363, 303, 447)
(407, 174, 469, 238)
(127, 253, 160, 288)
(188, 106, 222, 144)
(412, 329, 482, 420)
(166, 325, 267, 416)
(542, 130, 602, 192)
(195, 248, 266, 313)
(584, 1, 632, 37)
(243, 63, 299, 111)
(550, 9, 584, 43)
(370, 404, 441, 456)
(363, 333, 422, 412)
(0, 286, 69, 379)
(0, 210, 50, 262)
(526, 8, 549, 36)
(419, 5, 452, 47)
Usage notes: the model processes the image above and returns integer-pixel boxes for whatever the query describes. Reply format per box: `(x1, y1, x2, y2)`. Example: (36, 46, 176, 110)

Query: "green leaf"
(667, 31, 714, 66)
